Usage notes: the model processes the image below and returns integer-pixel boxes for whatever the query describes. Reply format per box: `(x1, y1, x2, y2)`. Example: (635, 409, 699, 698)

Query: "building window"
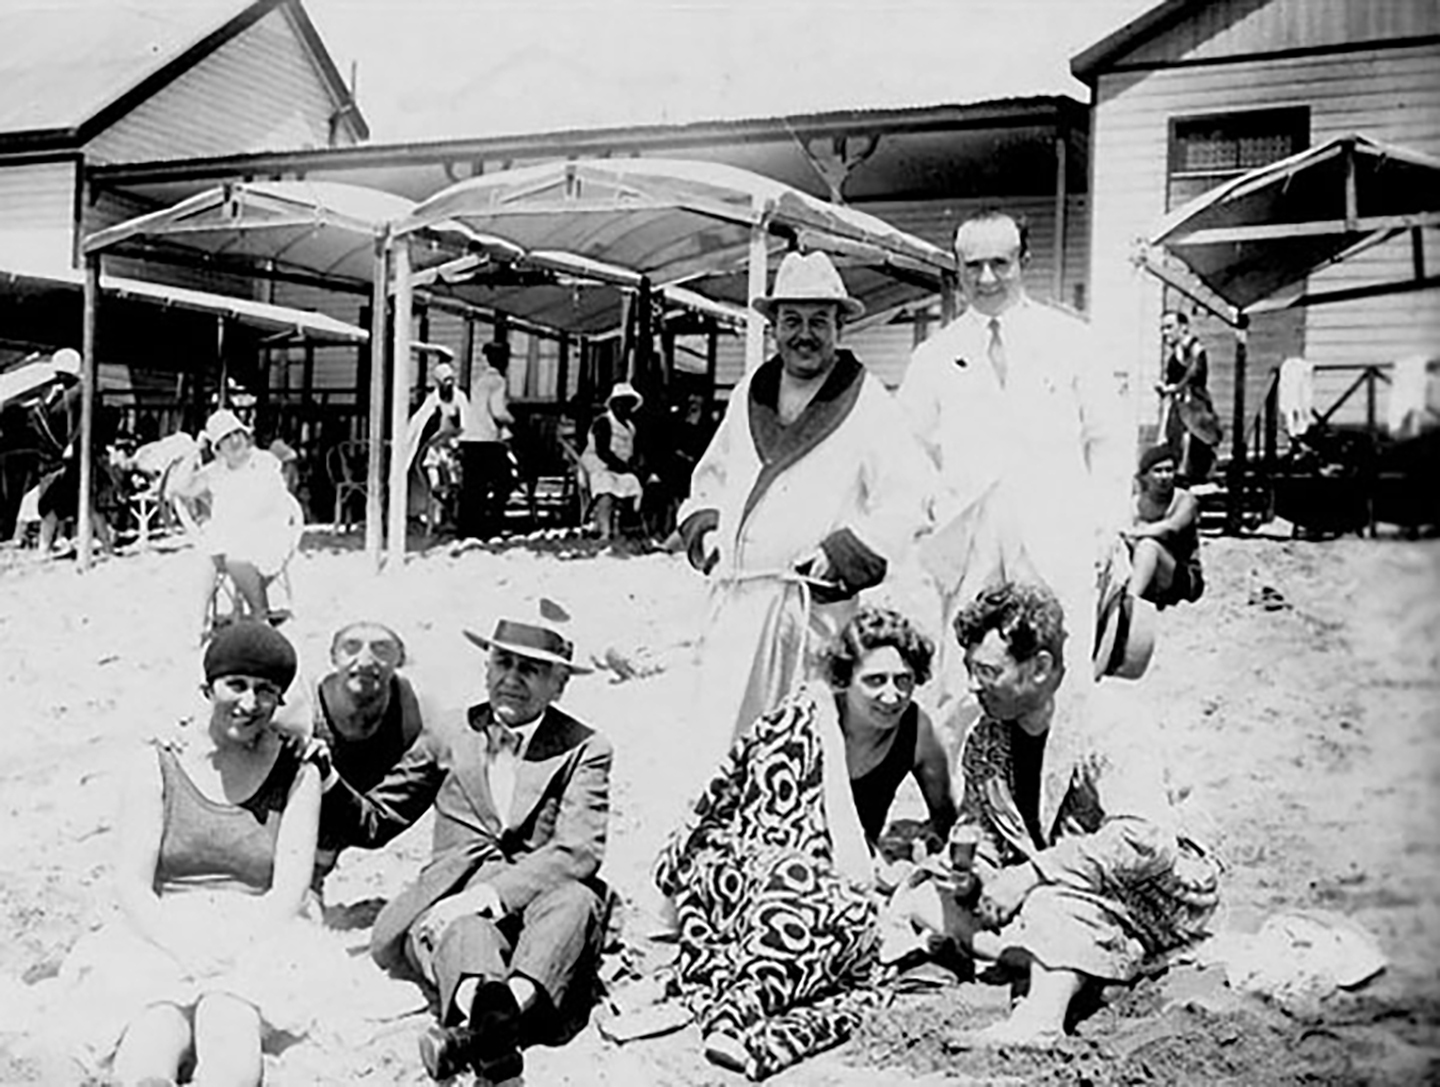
(1167, 107, 1309, 208)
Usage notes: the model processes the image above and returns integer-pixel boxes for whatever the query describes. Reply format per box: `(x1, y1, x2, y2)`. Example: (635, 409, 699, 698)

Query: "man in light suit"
(321, 600, 611, 1083)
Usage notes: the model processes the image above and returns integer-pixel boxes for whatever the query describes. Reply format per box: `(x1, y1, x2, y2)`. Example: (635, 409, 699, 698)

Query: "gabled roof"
(1071, 0, 1203, 83)
(0, 0, 366, 152)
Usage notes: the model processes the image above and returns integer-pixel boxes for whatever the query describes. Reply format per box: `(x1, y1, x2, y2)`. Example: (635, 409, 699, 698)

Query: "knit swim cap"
(204, 620, 298, 691)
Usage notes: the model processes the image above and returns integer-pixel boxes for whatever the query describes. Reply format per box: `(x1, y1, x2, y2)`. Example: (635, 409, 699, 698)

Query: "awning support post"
(745, 221, 768, 374)
(365, 232, 390, 568)
(385, 238, 413, 569)
(1226, 314, 1250, 536)
(78, 254, 100, 571)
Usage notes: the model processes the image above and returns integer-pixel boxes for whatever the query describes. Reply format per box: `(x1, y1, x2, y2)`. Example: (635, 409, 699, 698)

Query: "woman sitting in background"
(63, 622, 320, 1086)
(653, 606, 954, 1080)
(170, 409, 302, 638)
(1122, 445, 1202, 608)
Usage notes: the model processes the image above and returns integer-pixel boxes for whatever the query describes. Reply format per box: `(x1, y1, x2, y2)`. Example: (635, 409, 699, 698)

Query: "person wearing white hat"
(402, 348, 472, 534)
(170, 409, 301, 639)
(579, 381, 648, 540)
(319, 598, 611, 1084)
(675, 249, 936, 791)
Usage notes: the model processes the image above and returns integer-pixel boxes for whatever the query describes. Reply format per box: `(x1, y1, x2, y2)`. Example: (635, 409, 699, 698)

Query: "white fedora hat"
(203, 408, 251, 447)
(753, 251, 864, 322)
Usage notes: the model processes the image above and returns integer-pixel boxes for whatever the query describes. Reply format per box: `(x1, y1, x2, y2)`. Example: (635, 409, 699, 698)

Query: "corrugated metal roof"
(0, 0, 249, 137)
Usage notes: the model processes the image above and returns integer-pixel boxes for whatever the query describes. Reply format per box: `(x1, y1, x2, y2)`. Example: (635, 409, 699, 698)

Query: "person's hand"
(414, 885, 503, 948)
(794, 548, 833, 583)
(302, 736, 339, 792)
(686, 527, 719, 575)
(975, 861, 1040, 930)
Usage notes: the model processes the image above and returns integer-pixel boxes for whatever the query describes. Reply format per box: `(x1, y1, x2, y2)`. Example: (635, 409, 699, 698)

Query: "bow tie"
(488, 723, 523, 757)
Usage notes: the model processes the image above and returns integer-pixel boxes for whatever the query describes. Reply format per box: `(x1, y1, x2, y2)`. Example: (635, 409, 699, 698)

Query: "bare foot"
(704, 1031, 750, 1073)
(954, 1014, 1064, 1050)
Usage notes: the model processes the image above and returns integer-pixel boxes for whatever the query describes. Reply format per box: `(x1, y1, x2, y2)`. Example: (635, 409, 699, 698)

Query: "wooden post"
(940, 271, 958, 326)
(1226, 314, 1249, 535)
(1052, 131, 1068, 304)
(385, 239, 413, 568)
(704, 318, 718, 419)
(78, 254, 100, 571)
(216, 316, 228, 408)
(557, 332, 570, 404)
(745, 222, 768, 375)
(636, 277, 653, 391)
(461, 315, 476, 393)
(365, 234, 389, 567)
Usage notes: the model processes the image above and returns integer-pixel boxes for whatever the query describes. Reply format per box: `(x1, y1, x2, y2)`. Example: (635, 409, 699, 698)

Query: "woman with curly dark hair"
(824, 606, 956, 851)
(654, 606, 955, 1080)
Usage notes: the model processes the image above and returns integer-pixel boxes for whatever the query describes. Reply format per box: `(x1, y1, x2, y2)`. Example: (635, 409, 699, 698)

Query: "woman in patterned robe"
(654, 607, 951, 1080)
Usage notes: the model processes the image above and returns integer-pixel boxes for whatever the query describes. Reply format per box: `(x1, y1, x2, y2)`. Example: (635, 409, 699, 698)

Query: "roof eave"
(88, 95, 1085, 188)
(1070, 0, 1203, 84)
(284, 0, 370, 141)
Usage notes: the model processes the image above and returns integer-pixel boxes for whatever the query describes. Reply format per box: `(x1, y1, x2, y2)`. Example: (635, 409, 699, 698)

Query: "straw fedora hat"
(1092, 586, 1156, 681)
(463, 598, 594, 674)
(752, 251, 865, 322)
(203, 408, 251, 447)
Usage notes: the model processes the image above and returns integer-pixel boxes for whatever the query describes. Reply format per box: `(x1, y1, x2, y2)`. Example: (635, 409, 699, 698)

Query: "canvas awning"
(82, 179, 415, 287)
(0, 261, 367, 343)
(1144, 133, 1440, 315)
(393, 157, 958, 364)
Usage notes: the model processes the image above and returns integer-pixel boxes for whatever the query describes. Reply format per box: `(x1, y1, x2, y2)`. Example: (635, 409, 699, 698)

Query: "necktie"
(487, 724, 522, 826)
(987, 317, 1008, 389)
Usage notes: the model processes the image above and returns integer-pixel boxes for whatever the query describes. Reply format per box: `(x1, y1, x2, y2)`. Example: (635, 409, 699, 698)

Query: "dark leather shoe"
(418, 1022, 479, 1081)
(469, 979, 524, 1081)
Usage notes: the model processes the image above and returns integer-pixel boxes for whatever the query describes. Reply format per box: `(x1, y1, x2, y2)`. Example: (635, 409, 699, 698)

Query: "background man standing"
(1158, 310, 1223, 485)
(898, 210, 1130, 763)
(321, 601, 611, 1084)
(460, 341, 517, 539)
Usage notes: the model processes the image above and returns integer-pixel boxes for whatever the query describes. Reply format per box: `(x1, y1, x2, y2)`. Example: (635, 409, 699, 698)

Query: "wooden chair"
(326, 440, 369, 532)
(556, 436, 592, 529)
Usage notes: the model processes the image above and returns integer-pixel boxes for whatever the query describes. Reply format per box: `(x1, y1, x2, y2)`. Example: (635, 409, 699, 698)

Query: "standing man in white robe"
(897, 210, 1131, 771)
(677, 250, 935, 786)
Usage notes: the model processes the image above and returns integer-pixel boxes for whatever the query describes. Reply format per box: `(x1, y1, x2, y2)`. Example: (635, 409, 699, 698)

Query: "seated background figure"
(581, 381, 647, 540)
(1122, 445, 1203, 608)
(171, 410, 301, 639)
(945, 582, 1220, 1047)
(653, 606, 953, 1081)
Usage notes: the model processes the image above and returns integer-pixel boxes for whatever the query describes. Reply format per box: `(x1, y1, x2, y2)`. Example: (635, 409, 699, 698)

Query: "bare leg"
(196, 555, 221, 641)
(593, 494, 615, 540)
(113, 1002, 191, 1086)
(191, 992, 262, 1087)
(225, 559, 271, 622)
(1127, 538, 1175, 602)
(38, 512, 60, 554)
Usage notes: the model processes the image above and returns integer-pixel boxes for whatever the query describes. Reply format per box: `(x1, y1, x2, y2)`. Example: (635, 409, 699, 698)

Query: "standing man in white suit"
(897, 210, 1131, 764)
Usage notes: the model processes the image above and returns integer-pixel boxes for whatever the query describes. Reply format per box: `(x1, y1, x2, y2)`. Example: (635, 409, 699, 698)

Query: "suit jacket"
(323, 701, 613, 971)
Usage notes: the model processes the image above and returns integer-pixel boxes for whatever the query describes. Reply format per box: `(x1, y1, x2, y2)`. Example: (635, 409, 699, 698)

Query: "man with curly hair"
(942, 581, 1220, 1047)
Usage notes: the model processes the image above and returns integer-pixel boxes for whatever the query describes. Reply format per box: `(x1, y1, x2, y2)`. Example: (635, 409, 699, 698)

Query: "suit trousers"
(408, 881, 606, 1026)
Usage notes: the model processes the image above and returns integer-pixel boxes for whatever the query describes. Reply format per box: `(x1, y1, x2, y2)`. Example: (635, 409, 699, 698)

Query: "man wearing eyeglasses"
(897, 210, 1131, 782)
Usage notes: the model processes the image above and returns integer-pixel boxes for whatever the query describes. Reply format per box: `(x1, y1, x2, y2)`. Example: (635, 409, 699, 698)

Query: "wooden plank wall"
(85, 5, 350, 164)
(1088, 38, 1440, 443)
(0, 161, 77, 276)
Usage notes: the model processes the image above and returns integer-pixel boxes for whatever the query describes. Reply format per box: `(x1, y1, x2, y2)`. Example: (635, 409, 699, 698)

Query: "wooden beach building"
(1073, 0, 1440, 445)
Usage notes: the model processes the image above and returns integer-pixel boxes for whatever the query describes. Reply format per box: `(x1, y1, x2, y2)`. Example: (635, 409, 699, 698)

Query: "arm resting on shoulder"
(320, 725, 450, 849)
